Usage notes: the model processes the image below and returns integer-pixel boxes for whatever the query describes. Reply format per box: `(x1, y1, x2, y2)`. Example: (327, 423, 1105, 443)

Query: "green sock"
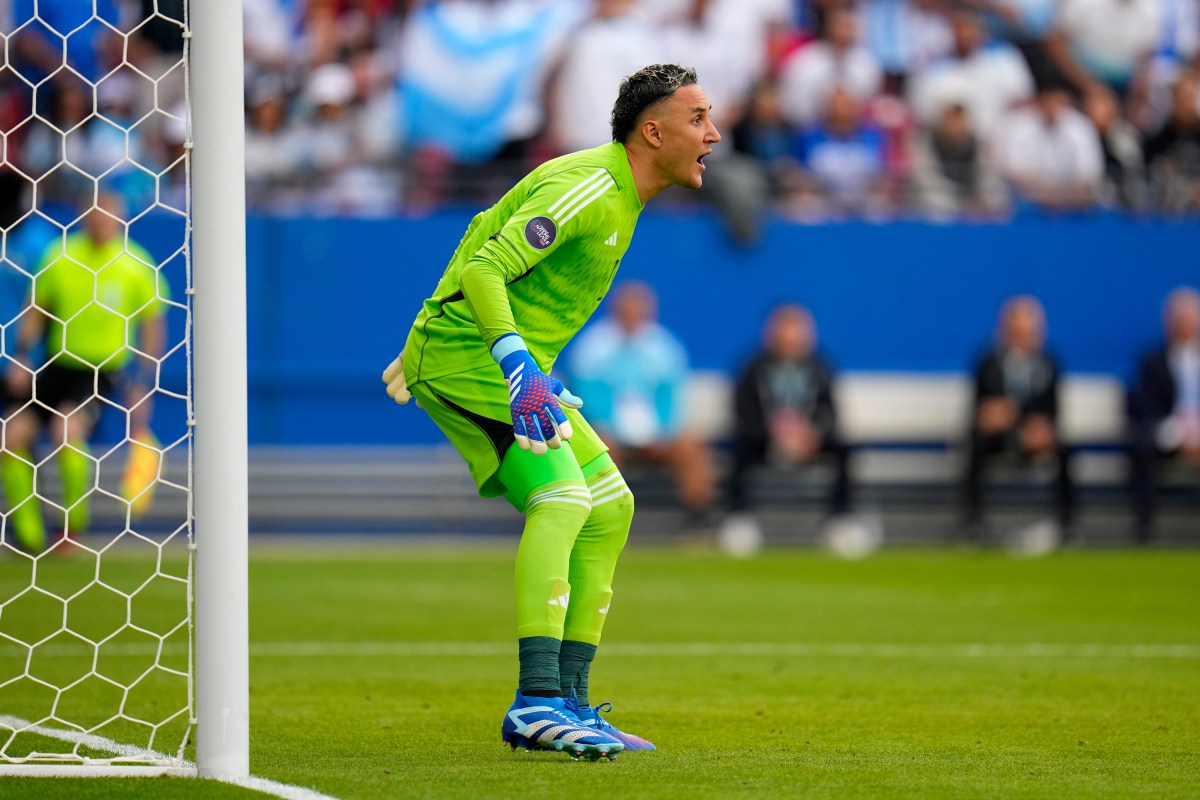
(559, 640, 598, 705)
(518, 636, 563, 696)
(1, 449, 45, 551)
(59, 442, 92, 535)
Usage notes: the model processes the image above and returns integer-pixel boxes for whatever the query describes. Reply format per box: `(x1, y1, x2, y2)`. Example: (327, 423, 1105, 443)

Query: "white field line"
(0, 714, 177, 764)
(7, 641, 1196, 659)
(0, 715, 343, 800)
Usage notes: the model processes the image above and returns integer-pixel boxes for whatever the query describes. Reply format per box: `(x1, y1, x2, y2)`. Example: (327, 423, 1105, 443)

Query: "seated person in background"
(1045, 0, 1162, 99)
(791, 88, 891, 219)
(908, 95, 1009, 220)
(568, 280, 716, 528)
(962, 296, 1074, 536)
(1128, 286, 1200, 543)
(777, 5, 882, 130)
(991, 82, 1104, 212)
(1083, 86, 1146, 211)
(907, 10, 1034, 135)
(728, 303, 850, 518)
(1144, 71, 1200, 213)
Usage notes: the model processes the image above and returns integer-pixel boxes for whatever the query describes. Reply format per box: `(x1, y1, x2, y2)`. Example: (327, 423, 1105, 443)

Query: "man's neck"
(623, 144, 670, 206)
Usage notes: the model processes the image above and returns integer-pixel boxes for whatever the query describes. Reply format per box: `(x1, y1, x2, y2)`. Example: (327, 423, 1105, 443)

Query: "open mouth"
(697, 152, 710, 170)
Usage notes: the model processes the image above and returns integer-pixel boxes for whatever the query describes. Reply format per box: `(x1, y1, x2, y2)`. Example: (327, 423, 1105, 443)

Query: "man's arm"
(127, 311, 165, 433)
(8, 304, 46, 397)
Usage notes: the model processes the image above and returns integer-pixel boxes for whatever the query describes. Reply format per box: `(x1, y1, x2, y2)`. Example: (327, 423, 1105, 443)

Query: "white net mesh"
(0, 1, 192, 770)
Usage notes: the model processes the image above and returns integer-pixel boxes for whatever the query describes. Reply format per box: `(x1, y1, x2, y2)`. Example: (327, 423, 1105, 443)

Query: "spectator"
(1137, 0, 1200, 131)
(1047, 0, 1163, 97)
(908, 11, 1035, 135)
(778, 6, 883, 129)
(728, 303, 850, 518)
(1128, 286, 1200, 543)
(1, 194, 168, 553)
(1144, 71, 1200, 212)
(547, 0, 659, 154)
(8, 0, 121, 84)
(1083, 86, 1147, 209)
(908, 96, 1009, 219)
(303, 61, 400, 215)
(991, 83, 1105, 211)
(962, 296, 1075, 539)
(732, 78, 803, 196)
(568, 281, 716, 529)
(792, 88, 891, 218)
(245, 74, 308, 211)
(18, 77, 96, 221)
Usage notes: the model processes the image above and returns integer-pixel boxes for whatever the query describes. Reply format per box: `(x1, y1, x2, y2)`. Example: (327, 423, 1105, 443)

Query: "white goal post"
(192, 0, 250, 781)
(0, 0, 249, 780)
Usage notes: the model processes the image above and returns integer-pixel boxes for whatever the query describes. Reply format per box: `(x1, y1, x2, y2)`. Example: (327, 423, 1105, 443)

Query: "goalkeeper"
(384, 64, 720, 761)
(3, 193, 167, 552)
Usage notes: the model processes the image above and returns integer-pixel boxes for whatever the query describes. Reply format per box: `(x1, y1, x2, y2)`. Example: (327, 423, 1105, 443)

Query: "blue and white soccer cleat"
(566, 695, 656, 752)
(501, 691, 624, 761)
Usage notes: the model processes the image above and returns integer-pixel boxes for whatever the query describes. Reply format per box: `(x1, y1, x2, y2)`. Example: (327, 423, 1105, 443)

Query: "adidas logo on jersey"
(604, 231, 618, 246)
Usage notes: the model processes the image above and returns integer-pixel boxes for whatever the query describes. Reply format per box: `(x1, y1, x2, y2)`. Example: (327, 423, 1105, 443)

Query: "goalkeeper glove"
(382, 351, 412, 404)
(491, 333, 582, 455)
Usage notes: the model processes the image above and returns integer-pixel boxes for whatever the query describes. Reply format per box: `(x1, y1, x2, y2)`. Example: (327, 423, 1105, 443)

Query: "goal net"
(0, 1, 194, 774)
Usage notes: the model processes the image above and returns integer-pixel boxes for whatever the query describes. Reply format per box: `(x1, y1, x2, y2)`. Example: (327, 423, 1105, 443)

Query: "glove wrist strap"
(490, 333, 527, 364)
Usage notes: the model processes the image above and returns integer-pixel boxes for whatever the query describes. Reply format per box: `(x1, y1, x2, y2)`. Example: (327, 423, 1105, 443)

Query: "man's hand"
(1020, 415, 1057, 455)
(6, 363, 32, 400)
(492, 334, 582, 455)
(770, 409, 820, 462)
(977, 397, 1018, 435)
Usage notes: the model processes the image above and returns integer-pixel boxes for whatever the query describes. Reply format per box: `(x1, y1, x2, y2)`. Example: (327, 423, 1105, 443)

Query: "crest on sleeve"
(524, 216, 557, 250)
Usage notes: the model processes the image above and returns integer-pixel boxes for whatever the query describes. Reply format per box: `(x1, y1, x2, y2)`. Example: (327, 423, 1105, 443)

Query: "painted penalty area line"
(11, 642, 1200, 660)
(0, 715, 344, 800)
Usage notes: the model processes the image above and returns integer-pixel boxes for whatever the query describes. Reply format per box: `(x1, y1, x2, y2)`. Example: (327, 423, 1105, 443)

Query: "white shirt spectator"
(909, 41, 1035, 131)
(1143, 0, 1200, 130)
(662, 10, 758, 129)
(1056, 0, 1163, 86)
(992, 104, 1105, 190)
(550, 10, 659, 152)
(778, 42, 883, 127)
(243, 0, 297, 69)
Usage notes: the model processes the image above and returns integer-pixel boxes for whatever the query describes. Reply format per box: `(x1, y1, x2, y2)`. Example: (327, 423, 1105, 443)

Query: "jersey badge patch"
(604, 231, 619, 246)
(524, 217, 557, 250)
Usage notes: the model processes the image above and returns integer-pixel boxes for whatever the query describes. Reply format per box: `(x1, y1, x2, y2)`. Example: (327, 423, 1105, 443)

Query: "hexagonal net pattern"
(0, 2, 192, 771)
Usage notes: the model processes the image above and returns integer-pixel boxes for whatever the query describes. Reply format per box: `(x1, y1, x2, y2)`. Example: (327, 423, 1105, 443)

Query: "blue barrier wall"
(240, 212, 1199, 445)
(118, 212, 1200, 445)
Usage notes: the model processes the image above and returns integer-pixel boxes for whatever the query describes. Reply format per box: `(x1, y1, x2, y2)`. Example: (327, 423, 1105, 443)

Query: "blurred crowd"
(3, 0, 1200, 231)
(568, 281, 1200, 545)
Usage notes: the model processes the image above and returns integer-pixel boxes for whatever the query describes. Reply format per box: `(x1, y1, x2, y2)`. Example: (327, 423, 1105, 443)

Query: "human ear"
(641, 118, 663, 149)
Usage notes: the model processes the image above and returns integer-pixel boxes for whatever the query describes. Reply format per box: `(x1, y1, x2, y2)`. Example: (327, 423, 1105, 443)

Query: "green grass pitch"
(1, 544, 1198, 799)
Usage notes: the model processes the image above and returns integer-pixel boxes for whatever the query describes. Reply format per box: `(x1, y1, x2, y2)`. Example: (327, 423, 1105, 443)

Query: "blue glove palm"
(492, 334, 582, 455)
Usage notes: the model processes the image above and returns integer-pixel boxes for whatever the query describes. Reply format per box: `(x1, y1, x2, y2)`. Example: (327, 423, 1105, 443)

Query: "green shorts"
(409, 364, 608, 498)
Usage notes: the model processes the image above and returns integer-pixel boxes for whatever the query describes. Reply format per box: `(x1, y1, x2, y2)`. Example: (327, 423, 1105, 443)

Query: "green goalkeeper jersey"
(34, 233, 167, 372)
(404, 142, 644, 386)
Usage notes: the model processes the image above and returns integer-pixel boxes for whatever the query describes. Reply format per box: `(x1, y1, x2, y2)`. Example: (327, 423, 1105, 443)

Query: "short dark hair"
(610, 64, 698, 144)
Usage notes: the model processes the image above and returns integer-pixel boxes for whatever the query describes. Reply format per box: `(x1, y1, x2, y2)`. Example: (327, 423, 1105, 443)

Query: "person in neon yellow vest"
(3, 193, 168, 552)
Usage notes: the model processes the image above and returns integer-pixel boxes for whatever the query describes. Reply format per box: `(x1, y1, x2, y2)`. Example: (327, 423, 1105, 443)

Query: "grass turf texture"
(1, 545, 1198, 799)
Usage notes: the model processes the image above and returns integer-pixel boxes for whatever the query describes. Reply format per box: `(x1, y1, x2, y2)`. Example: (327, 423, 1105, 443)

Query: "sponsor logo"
(524, 216, 557, 250)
